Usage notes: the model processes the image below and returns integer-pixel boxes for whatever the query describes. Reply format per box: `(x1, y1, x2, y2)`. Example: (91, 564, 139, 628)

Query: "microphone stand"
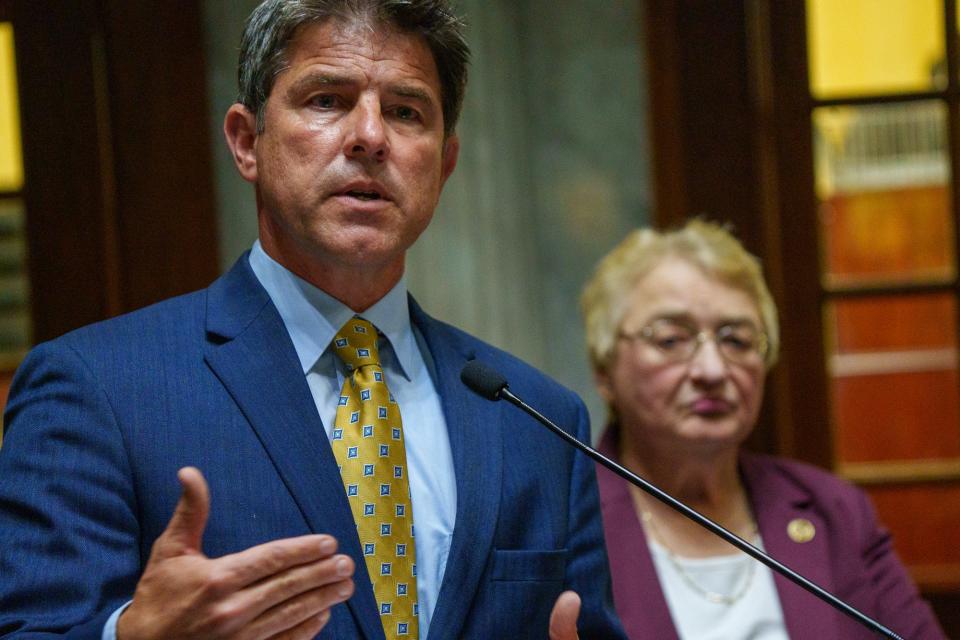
(496, 385, 906, 640)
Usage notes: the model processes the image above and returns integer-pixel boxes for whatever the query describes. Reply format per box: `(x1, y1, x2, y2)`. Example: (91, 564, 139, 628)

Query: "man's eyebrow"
(285, 72, 357, 98)
(388, 84, 434, 105)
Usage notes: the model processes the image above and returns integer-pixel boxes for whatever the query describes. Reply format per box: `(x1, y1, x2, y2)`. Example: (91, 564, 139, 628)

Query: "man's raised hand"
(117, 467, 355, 640)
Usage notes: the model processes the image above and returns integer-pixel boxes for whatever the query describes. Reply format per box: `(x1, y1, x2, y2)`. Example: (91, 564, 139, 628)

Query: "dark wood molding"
(99, 1, 219, 312)
(643, 1, 763, 247)
(11, 0, 219, 343)
(13, 3, 119, 340)
(642, 0, 687, 229)
(761, 0, 832, 466)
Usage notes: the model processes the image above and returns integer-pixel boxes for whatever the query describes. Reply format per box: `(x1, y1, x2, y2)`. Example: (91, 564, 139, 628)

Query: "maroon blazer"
(596, 428, 946, 639)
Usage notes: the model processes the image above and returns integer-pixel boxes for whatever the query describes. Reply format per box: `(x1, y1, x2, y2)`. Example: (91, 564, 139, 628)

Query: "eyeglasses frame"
(617, 318, 769, 366)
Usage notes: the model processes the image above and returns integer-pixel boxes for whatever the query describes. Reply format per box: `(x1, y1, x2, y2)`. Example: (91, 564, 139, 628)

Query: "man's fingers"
(239, 564, 355, 640)
(265, 607, 332, 640)
(153, 467, 210, 560)
(219, 534, 340, 588)
(549, 590, 581, 640)
(232, 551, 354, 630)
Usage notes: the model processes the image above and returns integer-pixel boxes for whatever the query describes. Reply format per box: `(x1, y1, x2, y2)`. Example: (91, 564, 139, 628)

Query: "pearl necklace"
(640, 509, 758, 606)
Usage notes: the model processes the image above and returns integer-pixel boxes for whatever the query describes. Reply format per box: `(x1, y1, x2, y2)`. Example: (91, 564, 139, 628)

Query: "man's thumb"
(153, 467, 210, 559)
(549, 590, 581, 640)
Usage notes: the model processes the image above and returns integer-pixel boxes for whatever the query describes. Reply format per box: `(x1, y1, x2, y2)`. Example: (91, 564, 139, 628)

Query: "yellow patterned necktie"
(330, 317, 418, 639)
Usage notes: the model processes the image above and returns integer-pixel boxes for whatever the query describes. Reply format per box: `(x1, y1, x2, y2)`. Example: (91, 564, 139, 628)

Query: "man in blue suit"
(0, 2, 624, 638)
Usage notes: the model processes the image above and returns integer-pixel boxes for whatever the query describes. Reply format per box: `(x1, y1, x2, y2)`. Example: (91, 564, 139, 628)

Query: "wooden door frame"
(8, 0, 220, 343)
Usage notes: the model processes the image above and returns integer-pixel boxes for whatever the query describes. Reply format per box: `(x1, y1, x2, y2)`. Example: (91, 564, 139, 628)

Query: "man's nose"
(343, 98, 389, 162)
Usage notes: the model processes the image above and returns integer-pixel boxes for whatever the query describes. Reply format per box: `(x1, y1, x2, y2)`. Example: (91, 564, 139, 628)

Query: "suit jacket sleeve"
(0, 341, 141, 639)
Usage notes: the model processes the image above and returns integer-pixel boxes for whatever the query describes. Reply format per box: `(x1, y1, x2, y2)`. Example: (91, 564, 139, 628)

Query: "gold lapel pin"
(787, 518, 816, 543)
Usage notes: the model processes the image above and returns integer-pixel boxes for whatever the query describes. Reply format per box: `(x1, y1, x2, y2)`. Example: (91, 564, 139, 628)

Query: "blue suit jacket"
(0, 256, 624, 639)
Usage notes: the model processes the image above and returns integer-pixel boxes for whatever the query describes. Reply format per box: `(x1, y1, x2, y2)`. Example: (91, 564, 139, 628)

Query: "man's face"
(233, 19, 459, 282)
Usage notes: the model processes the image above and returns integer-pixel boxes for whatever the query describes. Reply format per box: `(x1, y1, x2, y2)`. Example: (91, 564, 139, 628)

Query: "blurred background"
(1, 0, 958, 632)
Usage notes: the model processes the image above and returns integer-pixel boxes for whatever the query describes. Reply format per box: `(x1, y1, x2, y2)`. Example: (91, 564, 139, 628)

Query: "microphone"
(460, 360, 905, 640)
(460, 360, 508, 400)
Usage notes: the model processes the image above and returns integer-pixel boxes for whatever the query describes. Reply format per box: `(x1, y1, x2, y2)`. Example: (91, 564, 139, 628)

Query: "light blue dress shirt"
(104, 243, 456, 640)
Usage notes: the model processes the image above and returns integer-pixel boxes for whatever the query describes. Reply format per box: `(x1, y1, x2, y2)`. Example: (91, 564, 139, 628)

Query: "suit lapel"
(203, 258, 383, 640)
(742, 453, 838, 640)
(409, 301, 503, 640)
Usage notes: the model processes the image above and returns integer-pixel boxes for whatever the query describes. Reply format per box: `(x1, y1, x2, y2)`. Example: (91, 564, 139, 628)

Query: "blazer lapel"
(742, 453, 838, 640)
(596, 430, 679, 640)
(409, 301, 503, 640)
(203, 257, 383, 640)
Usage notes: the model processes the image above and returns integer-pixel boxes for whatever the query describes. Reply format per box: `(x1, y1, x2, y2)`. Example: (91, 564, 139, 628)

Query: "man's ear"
(439, 134, 460, 187)
(223, 103, 259, 183)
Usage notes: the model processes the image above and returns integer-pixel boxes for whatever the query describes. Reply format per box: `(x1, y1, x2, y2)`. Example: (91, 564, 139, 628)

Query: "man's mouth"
(346, 189, 383, 201)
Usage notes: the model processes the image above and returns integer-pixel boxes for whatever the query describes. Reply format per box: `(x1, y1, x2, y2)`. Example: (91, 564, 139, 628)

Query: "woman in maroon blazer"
(580, 219, 945, 639)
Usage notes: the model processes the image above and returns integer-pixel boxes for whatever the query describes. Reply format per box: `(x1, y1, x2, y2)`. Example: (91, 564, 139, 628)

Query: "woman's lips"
(690, 397, 732, 415)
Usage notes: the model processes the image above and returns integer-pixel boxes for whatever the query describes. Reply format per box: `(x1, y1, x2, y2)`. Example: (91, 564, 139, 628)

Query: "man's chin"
(303, 226, 398, 260)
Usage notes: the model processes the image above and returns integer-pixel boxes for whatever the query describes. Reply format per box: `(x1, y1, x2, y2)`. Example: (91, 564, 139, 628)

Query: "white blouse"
(647, 536, 790, 639)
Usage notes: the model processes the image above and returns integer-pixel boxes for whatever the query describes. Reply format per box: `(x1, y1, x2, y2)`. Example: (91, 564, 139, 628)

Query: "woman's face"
(597, 257, 767, 455)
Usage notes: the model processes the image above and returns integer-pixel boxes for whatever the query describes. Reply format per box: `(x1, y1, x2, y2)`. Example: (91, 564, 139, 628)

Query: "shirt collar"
(248, 241, 417, 380)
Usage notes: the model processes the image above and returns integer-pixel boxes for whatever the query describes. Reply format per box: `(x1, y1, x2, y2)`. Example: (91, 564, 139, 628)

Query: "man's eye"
(394, 105, 419, 121)
(310, 95, 337, 109)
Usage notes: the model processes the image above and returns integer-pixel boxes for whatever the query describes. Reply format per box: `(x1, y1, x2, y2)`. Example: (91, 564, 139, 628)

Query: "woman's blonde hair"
(580, 218, 780, 373)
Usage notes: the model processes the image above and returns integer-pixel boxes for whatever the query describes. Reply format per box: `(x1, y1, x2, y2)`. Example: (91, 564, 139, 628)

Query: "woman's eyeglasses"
(618, 318, 768, 366)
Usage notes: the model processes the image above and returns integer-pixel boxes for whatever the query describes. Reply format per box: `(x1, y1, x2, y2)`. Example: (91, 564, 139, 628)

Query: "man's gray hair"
(238, 0, 470, 137)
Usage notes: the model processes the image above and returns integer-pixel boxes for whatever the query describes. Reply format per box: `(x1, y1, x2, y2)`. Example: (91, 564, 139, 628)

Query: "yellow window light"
(807, 0, 945, 99)
(0, 23, 24, 192)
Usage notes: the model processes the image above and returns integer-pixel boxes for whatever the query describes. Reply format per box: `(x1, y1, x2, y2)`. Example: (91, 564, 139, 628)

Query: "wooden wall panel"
(11, 3, 118, 338)
(99, 1, 219, 312)
(869, 484, 960, 591)
(821, 186, 953, 287)
(10, 0, 219, 343)
(830, 294, 955, 351)
(834, 371, 960, 462)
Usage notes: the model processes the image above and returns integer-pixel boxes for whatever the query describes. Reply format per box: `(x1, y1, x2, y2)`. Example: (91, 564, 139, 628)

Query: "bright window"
(0, 23, 23, 192)
(807, 0, 945, 98)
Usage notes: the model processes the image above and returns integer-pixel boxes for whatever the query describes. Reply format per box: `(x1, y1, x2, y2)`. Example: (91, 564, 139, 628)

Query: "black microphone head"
(460, 360, 508, 401)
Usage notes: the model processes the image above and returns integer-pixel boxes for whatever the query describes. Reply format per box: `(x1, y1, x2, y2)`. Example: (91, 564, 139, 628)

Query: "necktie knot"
(332, 317, 380, 371)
